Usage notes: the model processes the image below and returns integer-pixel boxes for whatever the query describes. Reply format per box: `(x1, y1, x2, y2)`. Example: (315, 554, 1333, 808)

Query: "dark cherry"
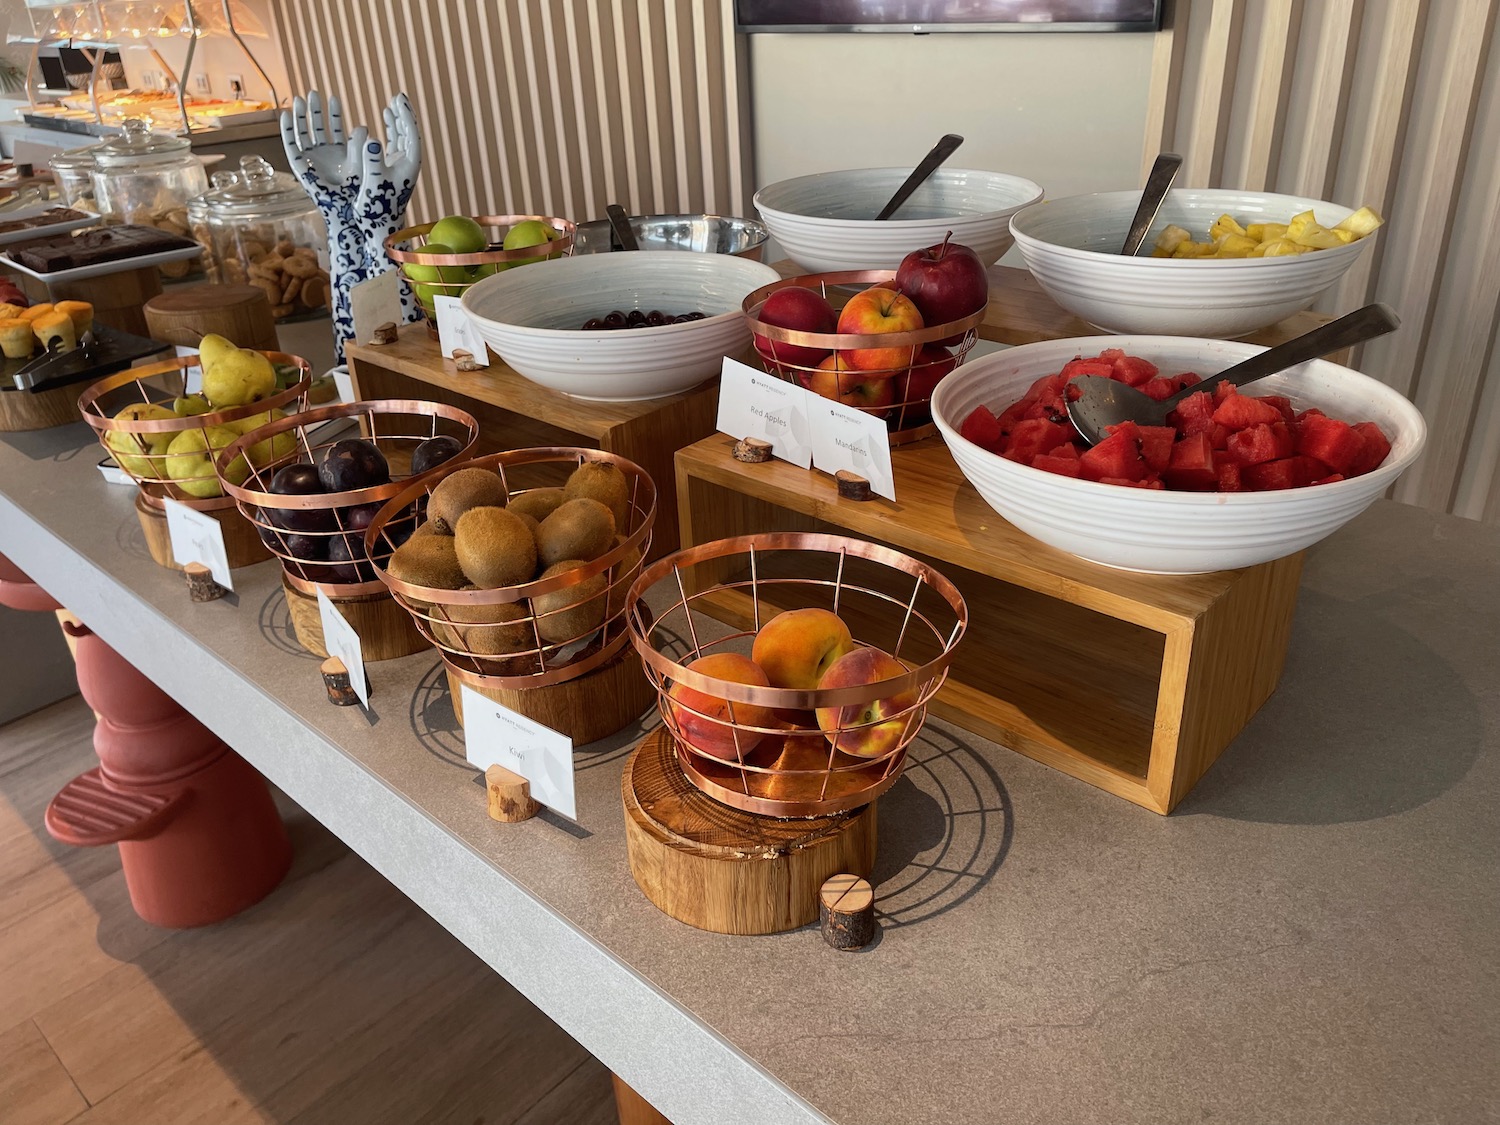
(582, 318, 605, 331)
(646, 310, 666, 326)
(603, 311, 627, 329)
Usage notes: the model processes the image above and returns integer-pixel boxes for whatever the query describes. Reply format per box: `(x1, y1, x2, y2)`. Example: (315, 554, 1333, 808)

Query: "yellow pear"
(104, 403, 176, 479)
(201, 345, 275, 407)
(165, 424, 249, 498)
(233, 407, 295, 468)
(172, 393, 212, 417)
(196, 333, 236, 371)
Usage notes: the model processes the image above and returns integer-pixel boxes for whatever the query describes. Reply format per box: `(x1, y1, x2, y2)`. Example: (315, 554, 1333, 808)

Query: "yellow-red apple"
(836, 285, 924, 372)
(666, 652, 774, 760)
(750, 608, 854, 689)
(893, 345, 958, 410)
(815, 646, 920, 758)
(808, 353, 895, 416)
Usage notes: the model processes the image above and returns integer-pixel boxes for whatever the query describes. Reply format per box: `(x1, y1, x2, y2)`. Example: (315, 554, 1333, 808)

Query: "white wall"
(748, 31, 1155, 212)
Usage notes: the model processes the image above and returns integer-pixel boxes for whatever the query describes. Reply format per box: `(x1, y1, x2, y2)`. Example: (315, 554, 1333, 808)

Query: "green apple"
(172, 393, 212, 417)
(428, 215, 487, 254)
(105, 403, 176, 479)
(403, 241, 451, 285)
(464, 262, 499, 282)
(165, 424, 249, 499)
(502, 219, 561, 267)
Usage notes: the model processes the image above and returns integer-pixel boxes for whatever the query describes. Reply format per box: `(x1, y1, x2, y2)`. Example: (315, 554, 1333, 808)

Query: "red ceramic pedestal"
(0, 553, 292, 928)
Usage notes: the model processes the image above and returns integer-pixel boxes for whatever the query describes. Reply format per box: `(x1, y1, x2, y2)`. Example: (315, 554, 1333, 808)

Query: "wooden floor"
(0, 694, 617, 1125)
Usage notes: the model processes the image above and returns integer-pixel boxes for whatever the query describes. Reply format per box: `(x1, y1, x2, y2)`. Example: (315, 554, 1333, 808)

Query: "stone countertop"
(1, 420, 1496, 1125)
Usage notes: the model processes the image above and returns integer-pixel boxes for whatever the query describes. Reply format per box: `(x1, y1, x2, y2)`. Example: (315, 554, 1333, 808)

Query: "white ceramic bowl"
(930, 336, 1426, 574)
(1009, 189, 1376, 338)
(461, 252, 782, 401)
(753, 167, 1044, 272)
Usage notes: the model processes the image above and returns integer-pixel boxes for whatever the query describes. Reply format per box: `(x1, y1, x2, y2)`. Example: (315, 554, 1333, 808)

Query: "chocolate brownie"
(13, 224, 198, 273)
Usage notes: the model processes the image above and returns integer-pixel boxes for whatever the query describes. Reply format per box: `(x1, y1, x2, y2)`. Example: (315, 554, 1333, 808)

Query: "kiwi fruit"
(508, 487, 567, 525)
(410, 520, 448, 540)
(433, 595, 533, 657)
(453, 505, 538, 588)
(427, 467, 509, 533)
(387, 534, 467, 590)
(514, 511, 540, 541)
(531, 560, 607, 644)
(564, 461, 630, 529)
(535, 497, 615, 569)
(605, 534, 644, 616)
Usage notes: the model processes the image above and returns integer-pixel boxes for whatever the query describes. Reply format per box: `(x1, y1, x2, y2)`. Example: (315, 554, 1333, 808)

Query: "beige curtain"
(1145, 0, 1500, 521)
(267, 0, 754, 230)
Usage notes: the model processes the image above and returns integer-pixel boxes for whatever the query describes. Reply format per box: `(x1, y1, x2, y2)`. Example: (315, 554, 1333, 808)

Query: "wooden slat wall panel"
(268, 0, 753, 227)
(1148, 0, 1500, 522)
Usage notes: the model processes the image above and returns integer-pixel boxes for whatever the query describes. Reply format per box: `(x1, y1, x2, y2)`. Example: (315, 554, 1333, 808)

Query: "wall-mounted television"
(735, 0, 1161, 33)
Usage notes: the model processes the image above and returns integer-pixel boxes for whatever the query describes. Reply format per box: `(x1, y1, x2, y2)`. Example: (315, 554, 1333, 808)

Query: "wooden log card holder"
(485, 764, 540, 823)
(320, 657, 364, 707)
(183, 562, 226, 602)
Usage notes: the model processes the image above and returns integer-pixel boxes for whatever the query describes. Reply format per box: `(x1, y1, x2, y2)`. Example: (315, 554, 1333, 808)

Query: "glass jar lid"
(92, 117, 195, 168)
(198, 156, 314, 219)
(49, 143, 105, 173)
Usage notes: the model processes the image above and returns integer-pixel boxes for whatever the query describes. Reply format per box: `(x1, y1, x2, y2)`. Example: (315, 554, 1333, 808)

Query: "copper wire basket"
(366, 447, 656, 688)
(742, 270, 987, 446)
(627, 533, 968, 817)
(78, 352, 312, 512)
(384, 214, 577, 334)
(215, 400, 480, 597)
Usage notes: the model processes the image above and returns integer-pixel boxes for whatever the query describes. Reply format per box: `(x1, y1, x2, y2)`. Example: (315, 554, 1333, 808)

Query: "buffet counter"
(1, 419, 1495, 1125)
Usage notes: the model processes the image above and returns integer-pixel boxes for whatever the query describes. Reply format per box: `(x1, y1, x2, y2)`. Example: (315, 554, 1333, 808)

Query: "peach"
(836, 285, 924, 372)
(665, 652, 774, 761)
(815, 646, 920, 759)
(750, 608, 854, 690)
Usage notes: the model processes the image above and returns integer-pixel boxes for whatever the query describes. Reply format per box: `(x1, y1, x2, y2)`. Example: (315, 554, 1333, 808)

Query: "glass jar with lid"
(49, 143, 105, 210)
(89, 116, 209, 278)
(189, 155, 330, 321)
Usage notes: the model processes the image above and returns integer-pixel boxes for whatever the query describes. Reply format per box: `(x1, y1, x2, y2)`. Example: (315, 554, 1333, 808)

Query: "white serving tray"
(0, 205, 99, 248)
(1, 242, 202, 284)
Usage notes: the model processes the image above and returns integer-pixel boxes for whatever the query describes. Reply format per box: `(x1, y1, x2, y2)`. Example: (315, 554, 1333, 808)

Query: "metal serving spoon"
(1065, 303, 1401, 446)
(605, 203, 639, 251)
(876, 134, 964, 220)
(1120, 152, 1182, 256)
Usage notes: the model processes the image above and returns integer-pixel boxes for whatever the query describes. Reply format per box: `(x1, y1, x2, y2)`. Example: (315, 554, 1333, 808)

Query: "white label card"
(163, 499, 233, 590)
(434, 296, 491, 366)
(315, 589, 369, 707)
(809, 398, 897, 501)
(715, 357, 813, 468)
(460, 684, 576, 820)
(350, 270, 402, 344)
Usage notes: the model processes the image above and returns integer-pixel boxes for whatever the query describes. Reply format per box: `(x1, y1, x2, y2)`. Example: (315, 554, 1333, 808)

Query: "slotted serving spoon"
(1065, 302, 1401, 446)
(1120, 152, 1182, 256)
(875, 134, 964, 220)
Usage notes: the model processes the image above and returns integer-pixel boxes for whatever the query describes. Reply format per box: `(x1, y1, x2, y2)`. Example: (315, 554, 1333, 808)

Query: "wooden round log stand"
(144, 283, 280, 352)
(320, 657, 362, 706)
(183, 562, 226, 603)
(281, 577, 429, 661)
(135, 494, 270, 572)
(621, 727, 878, 935)
(485, 764, 540, 822)
(819, 873, 877, 950)
(445, 645, 655, 744)
(0, 382, 83, 432)
(50, 264, 162, 338)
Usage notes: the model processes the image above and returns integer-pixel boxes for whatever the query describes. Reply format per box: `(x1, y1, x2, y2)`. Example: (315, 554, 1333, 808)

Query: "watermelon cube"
(1213, 393, 1285, 430)
(1023, 372, 1070, 405)
(1210, 423, 1231, 451)
(1137, 425, 1176, 472)
(1078, 430, 1148, 482)
(1047, 441, 1080, 460)
(1059, 358, 1114, 382)
(1032, 452, 1083, 478)
(1179, 372, 1203, 389)
(1169, 391, 1216, 435)
(1297, 413, 1364, 474)
(1005, 419, 1075, 463)
(1312, 473, 1345, 485)
(1098, 476, 1165, 489)
(960, 405, 1004, 452)
(1213, 381, 1238, 406)
(996, 399, 1029, 432)
(1226, 421, 1295, 466)
(1098, 347, 1126, 363)
(1216, 461, 1243, 492)
(1244, 457, 1312, 490)
(1138, 376, 1178, 402)
(1261, 394, 1296, 424)
(1112, 354, 1159, 386)
(1347, 421, 1392, 476)
(1164, 433, 1217, 490)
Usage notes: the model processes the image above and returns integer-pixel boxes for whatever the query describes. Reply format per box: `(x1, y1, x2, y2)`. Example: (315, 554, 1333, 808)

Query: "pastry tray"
(0, 205, 100, 249)
(0, 242, 203, 284)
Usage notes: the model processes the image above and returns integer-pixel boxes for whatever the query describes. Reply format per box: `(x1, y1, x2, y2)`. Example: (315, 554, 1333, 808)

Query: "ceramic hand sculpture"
(281, 90, 422, 362)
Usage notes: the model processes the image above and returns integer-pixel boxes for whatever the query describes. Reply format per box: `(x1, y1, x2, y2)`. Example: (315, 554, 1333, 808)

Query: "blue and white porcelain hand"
(281, 90, 423, 361)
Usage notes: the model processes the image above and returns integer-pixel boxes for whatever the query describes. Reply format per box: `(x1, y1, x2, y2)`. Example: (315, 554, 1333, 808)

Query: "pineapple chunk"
(1209, 213, 1247, 240)
(1171, 240, 1215, 258)
(1214, 233, 1260, 258)
(1254, 238, 1311, 257)
(1290, 224, 1346, 250)
(1285, 210, 1320, 242)
(1246, 222, 1288, 243)
(1332, 228, 1358, 244)
(1152, 224, 1193, 256)
(1333, 205, 1384, 239)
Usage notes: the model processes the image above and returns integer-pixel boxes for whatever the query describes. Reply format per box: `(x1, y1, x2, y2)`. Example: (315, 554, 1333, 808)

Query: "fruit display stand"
(217, 399, 480, 660)
(77, 352, 312, 572)
(344, 323, 718, 560)
(623, 533, 966, 934)
(674, 434, 1303, 814)
(368, 447, 658, 744)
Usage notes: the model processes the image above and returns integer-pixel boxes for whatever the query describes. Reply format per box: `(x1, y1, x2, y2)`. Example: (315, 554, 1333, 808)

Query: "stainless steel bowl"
(572, 213, 768, 258)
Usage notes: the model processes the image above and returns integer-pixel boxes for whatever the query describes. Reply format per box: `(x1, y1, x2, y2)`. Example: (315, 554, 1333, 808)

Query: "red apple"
(895, 231, 989, 345)
(835, 285, 924, 372)
(752, 286, 836, 374)
(815, 646, 921, 758)
(751, 608, 854, 689)
(893, 345, 958, 412)
(809, 353, 895, 416)
(666, 652, 775, 761)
